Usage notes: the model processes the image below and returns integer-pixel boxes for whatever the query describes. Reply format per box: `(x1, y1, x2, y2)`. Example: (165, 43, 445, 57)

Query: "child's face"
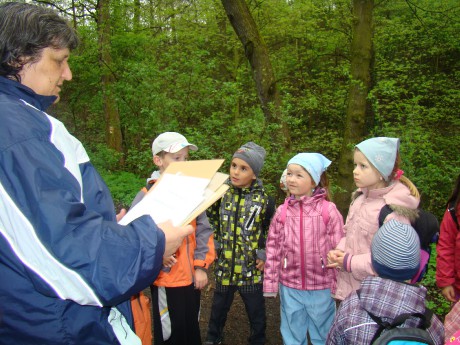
(154, 147, 190, 173)
(286, 164, 315, 199)
(229, 158, 256, 188)
(353, 150, 386, 190)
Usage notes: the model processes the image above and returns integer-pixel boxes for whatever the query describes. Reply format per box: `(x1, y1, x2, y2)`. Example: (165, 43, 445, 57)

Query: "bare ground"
(143, 275, 283, 345)
(198, 280, 283, 345)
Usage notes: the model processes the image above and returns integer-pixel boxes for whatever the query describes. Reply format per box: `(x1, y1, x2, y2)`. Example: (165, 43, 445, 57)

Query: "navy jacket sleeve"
(0, 100, 164, 307)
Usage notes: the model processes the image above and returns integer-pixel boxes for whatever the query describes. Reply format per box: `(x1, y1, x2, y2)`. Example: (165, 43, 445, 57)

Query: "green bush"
(100, 171, 144, 209)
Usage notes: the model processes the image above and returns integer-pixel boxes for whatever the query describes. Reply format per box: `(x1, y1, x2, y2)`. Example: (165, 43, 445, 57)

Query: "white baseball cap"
(151, 132, 198, 156)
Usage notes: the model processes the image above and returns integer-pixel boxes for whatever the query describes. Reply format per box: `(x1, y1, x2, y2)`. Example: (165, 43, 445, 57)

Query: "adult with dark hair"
(0, 2, 192, 344)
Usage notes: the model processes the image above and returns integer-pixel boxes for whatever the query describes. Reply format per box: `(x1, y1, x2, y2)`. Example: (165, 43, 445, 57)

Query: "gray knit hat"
(371, 219, 420, 282)
(232, 142, 266, 177)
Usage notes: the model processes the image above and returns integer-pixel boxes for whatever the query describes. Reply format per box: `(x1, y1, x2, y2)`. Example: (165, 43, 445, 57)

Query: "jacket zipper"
(300, 202, 306, 290)
(229, 189, 241, 283)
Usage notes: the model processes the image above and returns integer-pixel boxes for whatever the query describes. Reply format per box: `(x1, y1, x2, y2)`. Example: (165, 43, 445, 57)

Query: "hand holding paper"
(159, 220, 194, 257)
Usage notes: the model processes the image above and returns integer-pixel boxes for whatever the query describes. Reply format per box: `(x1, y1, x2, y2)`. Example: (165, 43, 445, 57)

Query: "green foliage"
(422, 245, 451, 320)
(44, 0, 459, 318)
(87, 144, 124, 173)
(99, 170, 144, 209)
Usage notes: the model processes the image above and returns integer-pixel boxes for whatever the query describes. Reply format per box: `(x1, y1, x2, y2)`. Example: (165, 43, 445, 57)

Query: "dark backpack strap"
(258, 195, 276, 248)
(378, 204, 393, 227)
(263, 195, 276, 232)
(448, 201, 460, 230)
(357, 289, 434, 344)
(368, 311, 431, 344)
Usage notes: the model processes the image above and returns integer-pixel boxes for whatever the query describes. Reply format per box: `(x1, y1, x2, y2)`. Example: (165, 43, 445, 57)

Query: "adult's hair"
(447, 173, 460, 209)
(0, 2, 79, 81)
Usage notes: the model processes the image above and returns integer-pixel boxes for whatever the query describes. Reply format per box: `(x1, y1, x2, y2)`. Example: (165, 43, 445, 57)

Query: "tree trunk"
(96, 0, 124, 162)
(220, 0, 291, 152)
(335, 0, 374, 216)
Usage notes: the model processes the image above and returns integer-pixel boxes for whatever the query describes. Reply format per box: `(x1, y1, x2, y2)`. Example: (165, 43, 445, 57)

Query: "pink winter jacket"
(334, 181, 420, 301)
(263, 190, 344, 295)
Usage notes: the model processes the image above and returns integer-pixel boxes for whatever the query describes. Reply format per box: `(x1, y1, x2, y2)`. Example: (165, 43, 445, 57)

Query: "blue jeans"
(279, 285, 335, 345)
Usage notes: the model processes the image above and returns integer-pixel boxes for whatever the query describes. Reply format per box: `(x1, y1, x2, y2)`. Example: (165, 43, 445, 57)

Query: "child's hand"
(326, 249, 345, 269)
(441, 285, 457, 302)
(163, 255, 177, 268)
(194, 269, 208, 290)
(256, 259, 265, 271)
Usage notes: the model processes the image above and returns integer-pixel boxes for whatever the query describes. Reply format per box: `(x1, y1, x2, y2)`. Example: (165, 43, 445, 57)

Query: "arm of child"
(348, 252, 375, 281)
(326, 203, 346, 270)
(194, 268, 208, 290)
(163, 255, 177, 268)
(441, 286, 457, 302)
(256, 259, 265, 271)
(436, 209, 458, 299)
(263, 207, 283, 296)
(193, 212, 215, 268)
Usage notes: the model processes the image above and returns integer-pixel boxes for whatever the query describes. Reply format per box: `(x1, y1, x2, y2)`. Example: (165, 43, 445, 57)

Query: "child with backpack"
(436, 173, 460, 303)
(263, 153, 345, 345)
(326, 219, 445, 345)
(204, 141, 275, 345)
(131, 132, 216, 345)
(327, 137, 420, 301)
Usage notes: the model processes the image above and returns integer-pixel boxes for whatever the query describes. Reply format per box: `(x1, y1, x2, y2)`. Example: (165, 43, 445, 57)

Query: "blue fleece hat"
(355, 137, 400, 181)
(287, 153, 332, 185)
(371, 219, 420, 282)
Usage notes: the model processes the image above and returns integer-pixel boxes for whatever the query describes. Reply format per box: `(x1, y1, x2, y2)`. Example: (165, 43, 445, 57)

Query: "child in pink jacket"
(263, 153, 344, 345)
(327, 137, 420, 301)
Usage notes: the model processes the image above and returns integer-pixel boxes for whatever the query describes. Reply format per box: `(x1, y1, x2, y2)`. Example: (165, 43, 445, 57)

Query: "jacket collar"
(287, 188, 326, 205)
(0, 76, 57, 111)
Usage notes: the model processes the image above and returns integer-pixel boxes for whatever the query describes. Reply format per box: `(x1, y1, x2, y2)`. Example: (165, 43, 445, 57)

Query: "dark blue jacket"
(0, 77, 164, 344)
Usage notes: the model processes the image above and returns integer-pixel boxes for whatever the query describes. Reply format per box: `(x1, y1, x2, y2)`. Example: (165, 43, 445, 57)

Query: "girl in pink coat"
(263, 153, 344, 345)
(327, 137, 420, 301)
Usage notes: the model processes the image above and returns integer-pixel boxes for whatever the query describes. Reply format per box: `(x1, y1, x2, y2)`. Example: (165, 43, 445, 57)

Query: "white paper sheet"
(118, 173, 209, 226)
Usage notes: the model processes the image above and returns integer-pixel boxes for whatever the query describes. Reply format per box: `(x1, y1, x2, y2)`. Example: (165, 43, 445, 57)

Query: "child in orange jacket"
(131, 132, 215, 345)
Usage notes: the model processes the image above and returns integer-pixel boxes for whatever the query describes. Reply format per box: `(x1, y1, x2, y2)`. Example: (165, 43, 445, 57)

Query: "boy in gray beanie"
(205, 142, 275, 345)
(232, 141, 266, 178)
(327, 220, 444, 344)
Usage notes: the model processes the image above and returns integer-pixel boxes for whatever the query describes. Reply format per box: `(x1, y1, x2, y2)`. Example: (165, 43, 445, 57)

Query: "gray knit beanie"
(371, 219, 420, 282)
(232, 142, 266, 177)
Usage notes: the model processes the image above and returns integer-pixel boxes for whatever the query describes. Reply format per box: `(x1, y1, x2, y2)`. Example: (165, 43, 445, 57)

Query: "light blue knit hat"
(371, 219, 420, 282)
(287, 153, 332, 185)
(355, 137, 400, 181)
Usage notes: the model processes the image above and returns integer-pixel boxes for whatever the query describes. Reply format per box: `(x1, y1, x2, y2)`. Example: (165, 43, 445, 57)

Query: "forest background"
(13, 0, 460, 318)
